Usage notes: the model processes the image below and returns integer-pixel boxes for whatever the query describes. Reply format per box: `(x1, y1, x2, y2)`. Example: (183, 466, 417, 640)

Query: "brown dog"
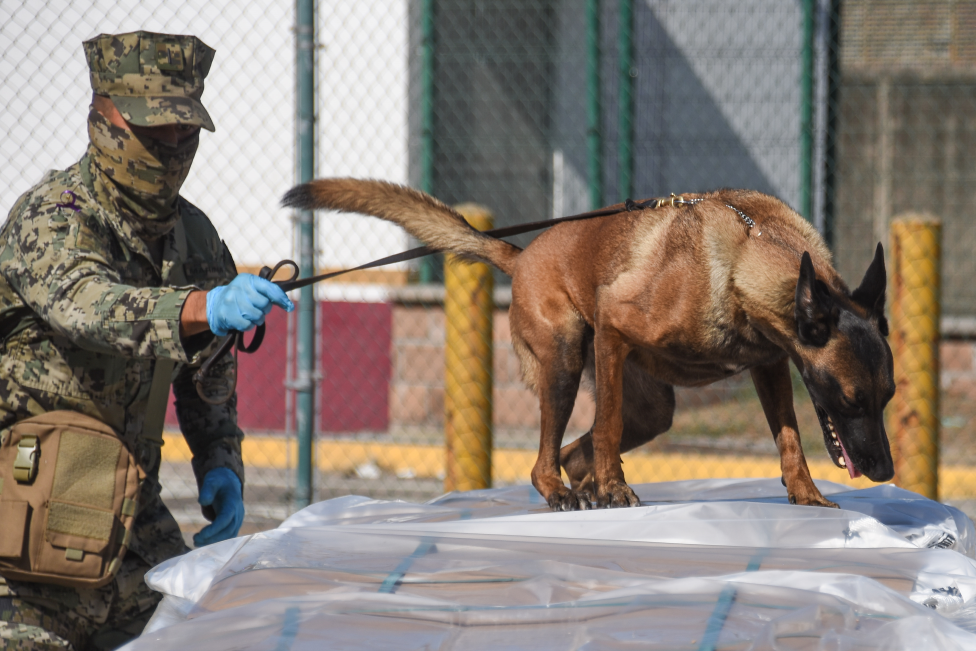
(283, 180, 895, 511)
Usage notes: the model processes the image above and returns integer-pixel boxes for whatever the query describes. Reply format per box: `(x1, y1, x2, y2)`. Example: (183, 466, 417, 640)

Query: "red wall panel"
(165, 301, 391, 435)
(319, 301, 392, 433)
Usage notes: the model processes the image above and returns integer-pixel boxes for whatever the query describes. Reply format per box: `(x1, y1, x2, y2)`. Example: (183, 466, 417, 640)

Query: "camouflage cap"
(83, 31, 216, 132)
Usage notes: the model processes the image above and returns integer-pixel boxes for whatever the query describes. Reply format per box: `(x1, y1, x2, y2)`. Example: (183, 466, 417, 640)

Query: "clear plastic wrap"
(126, 479, 976, 650)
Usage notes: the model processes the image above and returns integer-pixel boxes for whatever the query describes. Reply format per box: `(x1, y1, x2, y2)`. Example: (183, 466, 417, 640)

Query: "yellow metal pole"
(444, 204, 494, 492)
(889, 216, 941, 500)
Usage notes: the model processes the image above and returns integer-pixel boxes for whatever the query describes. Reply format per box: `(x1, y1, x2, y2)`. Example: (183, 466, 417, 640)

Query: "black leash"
(194, 193, 699, 403)
(272, 197, 677, 292)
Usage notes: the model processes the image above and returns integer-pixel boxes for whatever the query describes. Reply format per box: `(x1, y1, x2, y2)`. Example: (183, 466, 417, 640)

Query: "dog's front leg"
(750, 359, 838, 508)
(591, 328, 641, 508)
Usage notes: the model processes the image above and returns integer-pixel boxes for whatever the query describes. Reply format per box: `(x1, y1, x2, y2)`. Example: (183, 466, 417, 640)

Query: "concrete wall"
(943, 340, 976, 401)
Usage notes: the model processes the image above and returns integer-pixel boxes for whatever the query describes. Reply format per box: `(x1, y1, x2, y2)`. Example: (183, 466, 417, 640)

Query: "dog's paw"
(595, 481, 641, 509)
(789, 492, 839, 509)
(546, 488, 593, 511)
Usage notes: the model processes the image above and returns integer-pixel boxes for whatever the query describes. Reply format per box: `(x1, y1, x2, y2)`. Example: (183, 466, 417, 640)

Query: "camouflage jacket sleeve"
(171, 198, 245, 491)
(172, 353, 246, 490)
(0, 176, 197, 363)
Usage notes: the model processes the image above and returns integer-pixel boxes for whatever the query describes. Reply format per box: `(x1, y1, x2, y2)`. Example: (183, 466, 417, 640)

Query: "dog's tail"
(282, 178, 521, 276)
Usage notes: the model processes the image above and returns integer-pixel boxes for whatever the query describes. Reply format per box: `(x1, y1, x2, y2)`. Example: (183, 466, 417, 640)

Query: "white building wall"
(316, 0, 410, 271)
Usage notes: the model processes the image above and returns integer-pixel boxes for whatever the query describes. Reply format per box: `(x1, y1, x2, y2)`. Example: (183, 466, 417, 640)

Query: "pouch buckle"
(13, 435, 39, 483)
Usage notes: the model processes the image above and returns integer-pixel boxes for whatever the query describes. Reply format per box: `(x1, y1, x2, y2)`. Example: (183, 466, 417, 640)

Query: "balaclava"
(85, 108, 198, 240)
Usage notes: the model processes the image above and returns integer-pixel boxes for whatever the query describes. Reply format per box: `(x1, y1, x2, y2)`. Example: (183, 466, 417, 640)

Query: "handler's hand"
(206, 273, 294, 337)
(193, 468, 245, 547)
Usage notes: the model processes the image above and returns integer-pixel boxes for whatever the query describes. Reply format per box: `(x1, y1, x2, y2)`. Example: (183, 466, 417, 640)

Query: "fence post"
(617, 0, 634, 202)
(418, 0, 437, 283)
(586, 0, 603, 209)
(799, 0, 814, 221)
(293, 0, 316, 510)
(444, 204, 493, 492)
(889, 216, 941, 500)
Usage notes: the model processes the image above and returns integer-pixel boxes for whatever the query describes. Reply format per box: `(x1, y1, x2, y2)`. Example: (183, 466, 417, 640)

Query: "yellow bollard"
(444, 204, 494, 492)
(889, 216, 941, 500)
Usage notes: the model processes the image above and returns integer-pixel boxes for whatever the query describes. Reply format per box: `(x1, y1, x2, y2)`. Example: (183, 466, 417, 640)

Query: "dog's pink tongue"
(839, 439, 862, 479)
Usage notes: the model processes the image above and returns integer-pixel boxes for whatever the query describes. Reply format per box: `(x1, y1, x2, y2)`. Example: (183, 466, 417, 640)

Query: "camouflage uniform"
(0, 32, 243, 650)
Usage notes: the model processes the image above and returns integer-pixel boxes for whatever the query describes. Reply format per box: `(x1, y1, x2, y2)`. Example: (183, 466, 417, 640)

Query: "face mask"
(85, 108, 199, 240)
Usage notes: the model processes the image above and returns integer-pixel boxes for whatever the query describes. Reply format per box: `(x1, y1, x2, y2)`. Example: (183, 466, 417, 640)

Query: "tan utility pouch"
(0, 410, 143, 589)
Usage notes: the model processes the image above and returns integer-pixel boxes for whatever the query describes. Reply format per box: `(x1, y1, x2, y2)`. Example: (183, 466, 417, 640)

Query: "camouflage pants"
(0, 550, 163, 651)
(0, 495, 189, 651)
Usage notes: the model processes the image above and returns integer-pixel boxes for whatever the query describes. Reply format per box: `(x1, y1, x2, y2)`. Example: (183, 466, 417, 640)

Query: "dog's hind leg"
(517, 322, 592, 511)
(751, 358, 838, 508)
(561, 358, 675, 494)
(586, 327, 643, 509)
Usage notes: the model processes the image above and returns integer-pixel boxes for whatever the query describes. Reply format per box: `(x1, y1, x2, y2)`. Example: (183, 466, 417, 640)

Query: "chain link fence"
(3, 0, 975, 540)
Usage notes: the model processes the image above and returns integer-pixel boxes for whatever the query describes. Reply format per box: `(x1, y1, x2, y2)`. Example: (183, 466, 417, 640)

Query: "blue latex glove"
(193, 468, 245, 547)
(206, 273, 294, 337)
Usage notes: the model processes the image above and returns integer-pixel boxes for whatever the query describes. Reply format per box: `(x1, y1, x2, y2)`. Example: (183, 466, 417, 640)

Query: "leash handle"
(193, 260, 300, 405)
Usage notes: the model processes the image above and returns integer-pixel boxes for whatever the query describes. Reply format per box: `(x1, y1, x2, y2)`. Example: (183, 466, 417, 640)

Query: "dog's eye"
(839, 396, 864, 416)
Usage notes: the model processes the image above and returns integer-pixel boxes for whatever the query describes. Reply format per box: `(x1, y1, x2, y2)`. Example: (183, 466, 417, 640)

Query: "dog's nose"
(867, 455, 895, 482)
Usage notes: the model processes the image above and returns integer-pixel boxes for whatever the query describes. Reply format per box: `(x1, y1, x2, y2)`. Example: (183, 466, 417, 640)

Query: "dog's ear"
(851, 242, 889, 336)
(795, 251, 837, 347)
